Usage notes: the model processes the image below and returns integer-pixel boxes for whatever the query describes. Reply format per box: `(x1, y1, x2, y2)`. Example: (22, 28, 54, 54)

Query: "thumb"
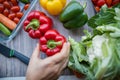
(31, 43, 41, 59)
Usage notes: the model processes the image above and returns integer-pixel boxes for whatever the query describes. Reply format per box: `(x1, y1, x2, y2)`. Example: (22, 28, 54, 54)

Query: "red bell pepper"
(40, 29, 66, 56)
(23, 11, 53, 39)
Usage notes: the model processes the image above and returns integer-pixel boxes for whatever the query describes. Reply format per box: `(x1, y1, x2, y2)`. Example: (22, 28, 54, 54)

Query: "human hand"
(26, 42, 70, 80)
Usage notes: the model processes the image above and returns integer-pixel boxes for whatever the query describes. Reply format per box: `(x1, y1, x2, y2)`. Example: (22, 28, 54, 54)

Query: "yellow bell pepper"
(40, 0, 66, 16)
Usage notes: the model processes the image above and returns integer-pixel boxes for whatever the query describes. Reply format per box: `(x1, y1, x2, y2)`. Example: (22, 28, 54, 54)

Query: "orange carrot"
(0, 13, 17, 30)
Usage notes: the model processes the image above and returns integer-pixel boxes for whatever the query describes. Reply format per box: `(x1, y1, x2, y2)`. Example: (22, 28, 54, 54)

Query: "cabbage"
(68, 6, 120, 80)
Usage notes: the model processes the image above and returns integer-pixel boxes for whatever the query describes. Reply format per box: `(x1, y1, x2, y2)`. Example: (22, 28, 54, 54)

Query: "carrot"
(0, 13, 16, 30)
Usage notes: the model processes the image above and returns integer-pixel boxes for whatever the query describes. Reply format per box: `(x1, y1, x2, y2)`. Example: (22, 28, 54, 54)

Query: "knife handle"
(13, 51, 30, 65)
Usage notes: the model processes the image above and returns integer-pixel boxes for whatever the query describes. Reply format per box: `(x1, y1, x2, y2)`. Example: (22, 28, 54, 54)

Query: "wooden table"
(0, 0, 95, 78)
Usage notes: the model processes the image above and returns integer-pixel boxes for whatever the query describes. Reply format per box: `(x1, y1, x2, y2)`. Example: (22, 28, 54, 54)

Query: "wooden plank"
(0, 0, 95, 77)
(0, 76, 81, 80)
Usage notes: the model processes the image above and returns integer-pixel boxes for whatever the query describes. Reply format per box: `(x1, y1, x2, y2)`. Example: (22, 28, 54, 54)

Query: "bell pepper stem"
(47, 40, 62, 49)
(71, 0, 87, 9)
(25, 19, 40, 30)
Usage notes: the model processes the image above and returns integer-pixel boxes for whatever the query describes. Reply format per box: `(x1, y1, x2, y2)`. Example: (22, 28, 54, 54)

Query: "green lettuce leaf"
(68, 4, 120, 80)
(88, 5, 116, 28)
(68, 34, 120, 80)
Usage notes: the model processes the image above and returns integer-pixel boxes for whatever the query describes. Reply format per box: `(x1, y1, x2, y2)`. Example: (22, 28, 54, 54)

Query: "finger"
(31, 43, 41, 59)
(57, 56, 69, 74)
(61, 58, 69, 70)
(56, 59, 68, 79)
(60, 42, 70, 56)
(47, 42, 70, 64)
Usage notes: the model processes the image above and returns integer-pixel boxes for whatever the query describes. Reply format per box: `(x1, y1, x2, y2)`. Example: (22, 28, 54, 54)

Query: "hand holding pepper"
(26, 42, 70, 80)
(40, 29, 66, 56)
(23, 11, 53, 39)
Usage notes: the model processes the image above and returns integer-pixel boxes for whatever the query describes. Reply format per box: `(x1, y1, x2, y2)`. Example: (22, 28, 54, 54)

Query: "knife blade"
(0, 43, 30, 65)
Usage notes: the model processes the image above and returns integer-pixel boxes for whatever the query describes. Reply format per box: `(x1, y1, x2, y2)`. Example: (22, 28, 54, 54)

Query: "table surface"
(0, 76, 81, 80)
(0, 0, 95, 78)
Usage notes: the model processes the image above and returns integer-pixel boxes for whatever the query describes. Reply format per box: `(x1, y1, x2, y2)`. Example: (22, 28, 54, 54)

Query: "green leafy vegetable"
(88, 5, 116, 28)
(68, 34, 120, 80)
(68, 4, 120, 80)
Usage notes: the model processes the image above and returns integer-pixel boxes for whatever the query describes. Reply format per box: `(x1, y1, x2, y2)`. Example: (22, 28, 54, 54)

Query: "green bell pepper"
(59, 0, 88, 29)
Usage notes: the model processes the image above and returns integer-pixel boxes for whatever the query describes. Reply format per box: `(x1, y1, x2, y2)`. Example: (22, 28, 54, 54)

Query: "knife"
(0, 43, 30, 65)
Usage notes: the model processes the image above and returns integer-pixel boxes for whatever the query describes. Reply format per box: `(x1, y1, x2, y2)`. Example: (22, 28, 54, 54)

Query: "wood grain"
(0, 0, 95, 77)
